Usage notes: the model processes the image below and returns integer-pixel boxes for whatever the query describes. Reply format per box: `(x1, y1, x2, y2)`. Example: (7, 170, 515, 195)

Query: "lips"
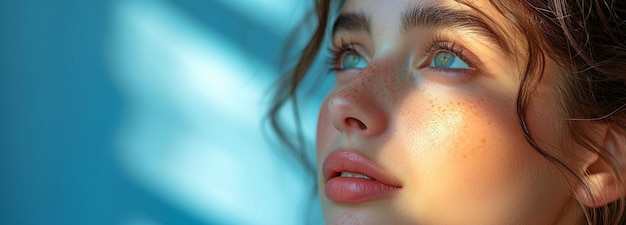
(323, 150, 401, 203)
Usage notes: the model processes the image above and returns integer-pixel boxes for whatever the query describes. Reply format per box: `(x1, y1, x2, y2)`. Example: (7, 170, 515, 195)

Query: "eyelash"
(327, 36, 474, 72)
(328, 38, 357, 72)
(425, 36, 474, 70)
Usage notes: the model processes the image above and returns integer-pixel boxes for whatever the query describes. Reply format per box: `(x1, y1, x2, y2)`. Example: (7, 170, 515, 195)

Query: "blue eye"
(430, 51, 469, 69)
(341, 52, 368, 69)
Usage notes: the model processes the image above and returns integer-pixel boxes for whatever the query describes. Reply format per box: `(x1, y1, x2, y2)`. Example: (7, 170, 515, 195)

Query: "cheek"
(395, 92, 566, 223)
(400, 95, 513, 170)
(426, 99, 530, 193)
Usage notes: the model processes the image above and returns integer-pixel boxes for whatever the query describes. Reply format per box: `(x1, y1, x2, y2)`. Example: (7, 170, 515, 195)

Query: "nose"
(327, 70, 391, 137)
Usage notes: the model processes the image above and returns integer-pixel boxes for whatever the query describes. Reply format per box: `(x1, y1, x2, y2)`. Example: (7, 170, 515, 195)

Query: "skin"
(316, 0, 585, 224)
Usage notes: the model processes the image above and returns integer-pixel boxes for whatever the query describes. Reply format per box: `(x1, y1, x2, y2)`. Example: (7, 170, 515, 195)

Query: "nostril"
(345, 117, 367, 130)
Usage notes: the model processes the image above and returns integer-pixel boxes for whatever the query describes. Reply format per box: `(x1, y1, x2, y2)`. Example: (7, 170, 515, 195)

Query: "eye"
(341, 52, 368, 70)
(430, 51, 470, 69)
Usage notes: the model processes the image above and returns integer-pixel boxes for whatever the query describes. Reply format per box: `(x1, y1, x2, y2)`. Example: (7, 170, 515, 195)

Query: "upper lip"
(322, 150, 402, 187)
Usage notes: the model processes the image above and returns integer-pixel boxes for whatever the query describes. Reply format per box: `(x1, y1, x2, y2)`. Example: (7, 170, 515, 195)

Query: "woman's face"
(316, 0, 582, 224)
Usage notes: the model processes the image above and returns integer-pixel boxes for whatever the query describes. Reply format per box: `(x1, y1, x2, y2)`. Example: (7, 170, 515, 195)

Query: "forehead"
(338, 0, 523, 55)
(340, 0, 519, 53)
(340, 0, 412, 30)
(341, 0, 474, 16)
(340, 0, 497, 29)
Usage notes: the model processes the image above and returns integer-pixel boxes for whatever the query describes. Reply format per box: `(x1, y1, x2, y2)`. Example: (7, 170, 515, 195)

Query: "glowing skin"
(316, 0, 584, 224)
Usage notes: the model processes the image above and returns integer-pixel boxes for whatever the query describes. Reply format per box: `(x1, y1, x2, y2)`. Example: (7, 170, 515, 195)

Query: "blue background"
(0, 0, 327, 224)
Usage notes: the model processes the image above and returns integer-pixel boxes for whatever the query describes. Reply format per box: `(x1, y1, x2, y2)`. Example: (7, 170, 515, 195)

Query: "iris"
(431, 52, 469, 69)
(342, 52, 368, 69)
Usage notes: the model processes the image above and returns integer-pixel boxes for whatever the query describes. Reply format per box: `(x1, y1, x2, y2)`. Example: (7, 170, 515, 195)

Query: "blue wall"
(0, 0, 324, 224)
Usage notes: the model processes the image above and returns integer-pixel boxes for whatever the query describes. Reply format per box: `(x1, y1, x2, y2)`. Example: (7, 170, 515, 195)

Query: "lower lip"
(325, 177, 399, 203)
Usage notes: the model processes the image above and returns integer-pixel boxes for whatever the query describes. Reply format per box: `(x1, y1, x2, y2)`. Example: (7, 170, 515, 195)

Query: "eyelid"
(428, 40, 472, 67)
(414, 36, 486, 82)
(328, 38, 370, 72)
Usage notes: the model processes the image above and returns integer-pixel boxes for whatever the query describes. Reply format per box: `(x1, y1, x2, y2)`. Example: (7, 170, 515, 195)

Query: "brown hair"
(268, 0, 626, 224)
(485, 1, 626, 224)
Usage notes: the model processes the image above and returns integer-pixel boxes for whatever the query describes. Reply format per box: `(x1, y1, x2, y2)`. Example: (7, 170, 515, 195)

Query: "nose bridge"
(354, 58, 406, 103)
(328, 58, 404, 137)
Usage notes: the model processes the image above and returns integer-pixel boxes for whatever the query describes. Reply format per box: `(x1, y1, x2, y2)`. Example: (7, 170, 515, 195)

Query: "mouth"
(323, 150, 402, 203)
(337, 171, 374, 179)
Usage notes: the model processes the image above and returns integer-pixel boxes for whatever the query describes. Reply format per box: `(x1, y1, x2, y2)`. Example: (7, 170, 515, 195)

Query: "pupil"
(436, 52, 455, 67)
(344, 53, 360, 68)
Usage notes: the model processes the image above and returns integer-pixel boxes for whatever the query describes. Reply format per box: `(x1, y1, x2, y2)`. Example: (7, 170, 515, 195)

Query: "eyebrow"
(332, 11, 371, 35)
(332, 3, 510, 53)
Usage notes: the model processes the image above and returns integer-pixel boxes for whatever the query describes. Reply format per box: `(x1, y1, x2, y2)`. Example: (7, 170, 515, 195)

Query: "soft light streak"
(106, 0, 320, 224)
